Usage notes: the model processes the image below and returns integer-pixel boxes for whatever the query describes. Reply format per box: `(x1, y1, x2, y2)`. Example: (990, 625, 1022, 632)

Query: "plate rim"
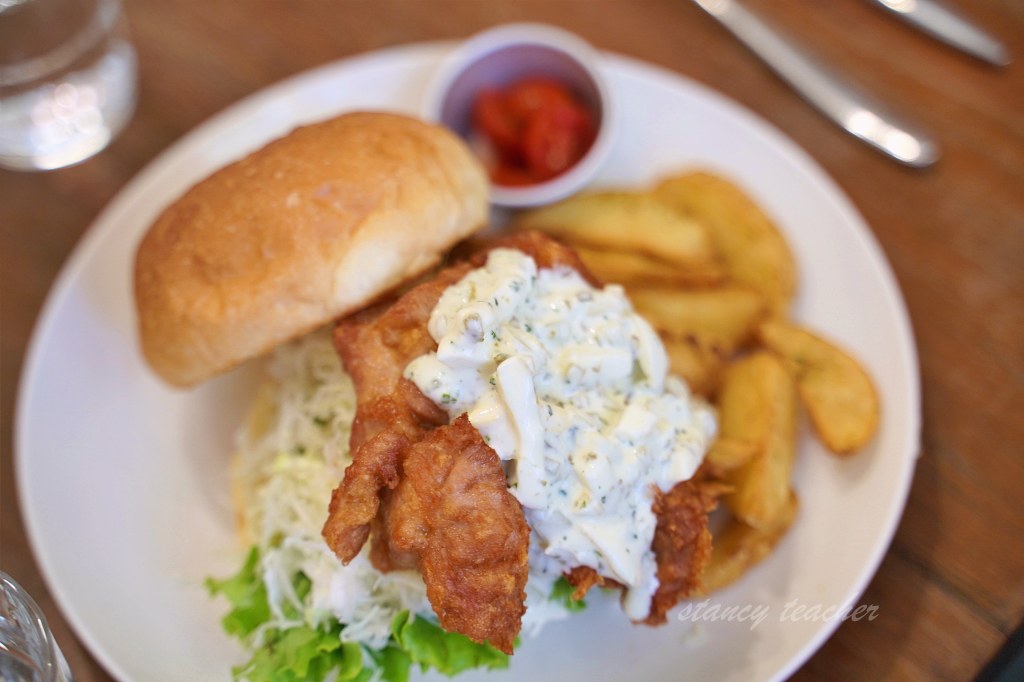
(15, 40, 921, 682)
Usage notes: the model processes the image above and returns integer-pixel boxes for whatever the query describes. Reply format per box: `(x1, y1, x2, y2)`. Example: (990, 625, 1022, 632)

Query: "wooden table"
(2, 1, 1021, 679)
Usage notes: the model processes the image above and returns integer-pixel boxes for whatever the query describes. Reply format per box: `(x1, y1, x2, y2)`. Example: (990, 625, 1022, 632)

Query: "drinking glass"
(0, 0, 137, 171)
(0, 572, 73, 682)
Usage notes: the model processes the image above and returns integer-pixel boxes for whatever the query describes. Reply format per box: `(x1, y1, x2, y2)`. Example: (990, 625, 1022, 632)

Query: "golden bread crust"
(134, 112, 488, 386)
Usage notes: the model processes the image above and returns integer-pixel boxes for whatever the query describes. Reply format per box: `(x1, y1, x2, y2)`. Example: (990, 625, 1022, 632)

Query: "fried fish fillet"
(322, 230, 716, 649)
(322, 263, 468, 562)
(324, 231, 592, 565)
(322, 242, 544, 652)
(336, 263, 471, 449)
(644, 479, 721, 625)
(322, 428, 409, 563)
(381, 415, 529, 654)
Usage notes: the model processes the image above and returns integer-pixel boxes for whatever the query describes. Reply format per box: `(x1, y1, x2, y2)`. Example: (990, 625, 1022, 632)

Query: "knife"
(692, 0, 938, 168)
(870, 0, 1010, 66)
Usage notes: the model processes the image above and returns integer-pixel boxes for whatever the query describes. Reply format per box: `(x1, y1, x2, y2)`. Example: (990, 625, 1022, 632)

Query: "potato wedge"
(758, 319, 880, 454)
(639, 285, 766, 397)
(700, 491, 798, 594)
(654, 172, 797, 316)
(705, 437, 758, 473)
(629, 285, 767, 357)
(662, 338, 725, 397)
(717, 351, 798, 532)
(573, 244, 727, 288)
(514, 190, 720, 270)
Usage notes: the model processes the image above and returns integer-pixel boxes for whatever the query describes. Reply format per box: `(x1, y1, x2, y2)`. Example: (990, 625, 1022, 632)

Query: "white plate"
(16, 42, 920, 682)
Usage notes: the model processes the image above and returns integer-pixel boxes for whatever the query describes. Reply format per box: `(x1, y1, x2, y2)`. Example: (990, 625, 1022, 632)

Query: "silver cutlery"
(692, 0, 939, 168)
(869, 0, 1010, 67)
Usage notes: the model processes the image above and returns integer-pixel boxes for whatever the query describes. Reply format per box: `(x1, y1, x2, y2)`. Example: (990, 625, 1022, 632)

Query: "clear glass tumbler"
(0, 0, 137, 171)
(0, 572, 73, 682)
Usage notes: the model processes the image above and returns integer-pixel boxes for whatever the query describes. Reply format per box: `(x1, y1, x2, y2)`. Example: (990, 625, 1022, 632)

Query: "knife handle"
(871, 0, 1010, 67)
(697, 0, 939, 168)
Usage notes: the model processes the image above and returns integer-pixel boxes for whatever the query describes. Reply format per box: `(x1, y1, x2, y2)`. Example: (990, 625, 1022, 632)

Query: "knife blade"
(870, 0, 1010, 66)
(692, 0, 938, 168)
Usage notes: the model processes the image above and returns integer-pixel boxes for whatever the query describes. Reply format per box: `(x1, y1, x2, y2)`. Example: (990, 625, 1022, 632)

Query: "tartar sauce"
(405, 248, 716, 619)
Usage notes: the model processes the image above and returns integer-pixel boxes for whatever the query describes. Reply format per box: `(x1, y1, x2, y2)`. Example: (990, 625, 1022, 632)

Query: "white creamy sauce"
(405, 248, 716, 620)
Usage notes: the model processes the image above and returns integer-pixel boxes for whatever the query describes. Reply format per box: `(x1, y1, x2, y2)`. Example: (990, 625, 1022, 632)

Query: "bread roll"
(134, 111, 489, 387)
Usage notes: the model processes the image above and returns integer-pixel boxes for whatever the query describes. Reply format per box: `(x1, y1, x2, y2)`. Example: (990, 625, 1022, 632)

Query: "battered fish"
(322, 252, 530, 652)
(322, 262, 468, 562)
(382, 415, 529, 654)
(645, 479, 720, 625)
(322, 230, 717, 650)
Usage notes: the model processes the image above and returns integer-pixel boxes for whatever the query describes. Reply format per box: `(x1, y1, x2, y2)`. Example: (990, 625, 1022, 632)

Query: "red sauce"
(472, 77, 597, 186)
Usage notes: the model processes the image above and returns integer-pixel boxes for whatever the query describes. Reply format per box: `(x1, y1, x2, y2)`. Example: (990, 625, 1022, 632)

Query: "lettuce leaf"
(205, 547, 271, 638)
(367, 643, 413, 682)
(391, 611, 509, 676)
(207, 549, 369, 682)
(550, 576, 587, 612)
(207, 548, 509, 682)
(236, 625, 369, 682)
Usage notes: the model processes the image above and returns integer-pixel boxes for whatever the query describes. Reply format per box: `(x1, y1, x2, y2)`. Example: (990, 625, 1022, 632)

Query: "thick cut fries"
(704, 438, 758, 474)
(514, 191, 720, 271)
(628, 285, 767, 354)
(662, 339, 725, 398)
(655, 171, 796, 316)
(630, 285, 767, 396)
(717, 351, 798, 533)
(758, 319, 880, 454)
(573, 243, 726, 288)
(699, 492, 798, 594)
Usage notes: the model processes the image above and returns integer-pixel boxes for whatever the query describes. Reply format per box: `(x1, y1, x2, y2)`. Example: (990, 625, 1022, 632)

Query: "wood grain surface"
(2, 1, 1022, 680)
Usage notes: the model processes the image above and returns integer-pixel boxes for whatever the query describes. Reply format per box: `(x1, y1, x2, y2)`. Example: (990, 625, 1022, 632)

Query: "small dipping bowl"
(424, 23, 616, 208)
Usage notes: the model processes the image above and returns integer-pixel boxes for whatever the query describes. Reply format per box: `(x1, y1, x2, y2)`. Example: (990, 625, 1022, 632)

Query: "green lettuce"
(550, 576, 587, 613)
(205, 547, 271, 639)
(235, 625, 369, 682)
(391, 611, 508, 677)
(206, 547, 511, 682)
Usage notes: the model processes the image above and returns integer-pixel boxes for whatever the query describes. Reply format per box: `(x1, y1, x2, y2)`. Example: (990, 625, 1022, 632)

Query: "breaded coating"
(322, 429, 408, 562)
(333, 263, 471, 448)
(323, 231, 588, 567)
(644, 479, 720, 625)
(565, 566, 607, 601)
(322, 230, 718, 647)
(383, 415, 529, 654)
(322, 264, 467, 561)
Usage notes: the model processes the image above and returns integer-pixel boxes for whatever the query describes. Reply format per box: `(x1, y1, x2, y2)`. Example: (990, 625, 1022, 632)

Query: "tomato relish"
(471, 77, 597, 186)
